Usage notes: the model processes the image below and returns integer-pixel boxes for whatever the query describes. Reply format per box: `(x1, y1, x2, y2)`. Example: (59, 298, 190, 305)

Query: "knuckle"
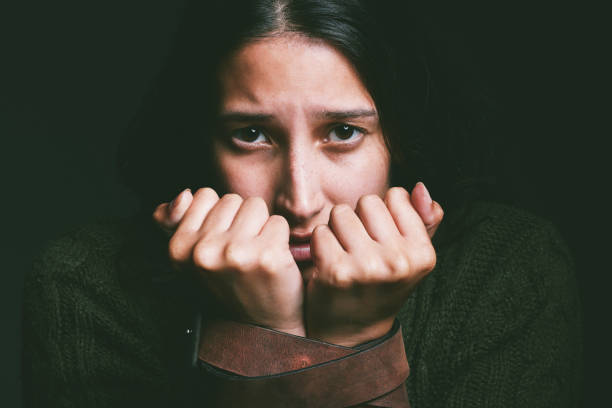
(258, 248, 281, 275)
(327, 263, 353, 288)
(389, 252, 411, 276)
(192, 239, 220, 270)
(269, 214, 289, 228)
(223, 241, 253, 270)
(330, 203, 352, 220)
(360, 254, 385, 277)
(222, 193, 243, 205)
(333, 274, 353, 289)
(244, 196, 269, 214)
(385, 186, 408, 203)
(195, 187, 217, 198)
(168, 233, 190, 263)
(359, 193, 382, 206)
(356, 194, 382, 213)
(312, 224, 327, 239)
(419, 245, 437, 273)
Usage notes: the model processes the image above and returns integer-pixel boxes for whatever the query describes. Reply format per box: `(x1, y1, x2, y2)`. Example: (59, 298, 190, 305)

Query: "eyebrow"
(218, 112, 274, 123)
(218, 109, 378, 123)
(313, 109, 378, 120)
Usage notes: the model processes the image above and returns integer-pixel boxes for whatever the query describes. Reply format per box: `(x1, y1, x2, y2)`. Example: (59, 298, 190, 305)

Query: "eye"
(230, 127, 269, 144)
(327, 124, 364, 142)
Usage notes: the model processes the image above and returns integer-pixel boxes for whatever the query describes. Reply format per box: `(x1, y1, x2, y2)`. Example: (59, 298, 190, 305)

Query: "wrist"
(307, 318, 394, 347)
(271, 324, 306, 337)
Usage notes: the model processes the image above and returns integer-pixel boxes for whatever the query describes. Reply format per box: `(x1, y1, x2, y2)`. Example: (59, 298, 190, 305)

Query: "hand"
(153, 188, 305, 336)
(305, 183, 443, 346)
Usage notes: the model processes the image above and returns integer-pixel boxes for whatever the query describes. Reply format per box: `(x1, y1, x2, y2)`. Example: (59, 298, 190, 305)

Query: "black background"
(2, 1, 608, 406)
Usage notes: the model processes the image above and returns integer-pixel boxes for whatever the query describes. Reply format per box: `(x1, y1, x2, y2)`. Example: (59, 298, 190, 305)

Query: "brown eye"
(231, 127, 268, 143)
(328, 124, 363, 142)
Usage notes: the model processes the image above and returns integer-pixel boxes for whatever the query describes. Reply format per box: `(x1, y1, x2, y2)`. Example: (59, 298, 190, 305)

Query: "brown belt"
(197, 319, 410, 407)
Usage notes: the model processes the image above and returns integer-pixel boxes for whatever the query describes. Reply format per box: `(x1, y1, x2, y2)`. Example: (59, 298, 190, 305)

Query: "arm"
(402, 206, 582, 407)
(22, 223, 173, 408)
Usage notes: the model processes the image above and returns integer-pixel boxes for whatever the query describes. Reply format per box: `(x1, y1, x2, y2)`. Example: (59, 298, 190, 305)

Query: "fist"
(154, 188, 305, 336)
(306, 184, 443, 346)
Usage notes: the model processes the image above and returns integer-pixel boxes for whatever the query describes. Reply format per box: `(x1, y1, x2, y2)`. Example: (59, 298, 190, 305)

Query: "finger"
(199, 193, 243, 235)
(410, 182, 444, 238)
(384, 187, 430, 245)
(328, 204, 371, 253)
(153, 202, 171, 231)
(228, 197, 269, 238)
(153, 189, 192, 232)
(310, 224, 346, 279)
(258, 214, 290, 243)
(176, 187, 219, 233)
(354, 194, 401, 242)
(418, 199, 444, 238)
(167, 188, 193, 226)
(426, 201, 444, 237)
(257, 215, 294, 271)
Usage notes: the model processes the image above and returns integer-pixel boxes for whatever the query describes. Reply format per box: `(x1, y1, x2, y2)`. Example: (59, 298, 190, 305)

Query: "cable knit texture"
(23, 201, 582, 407)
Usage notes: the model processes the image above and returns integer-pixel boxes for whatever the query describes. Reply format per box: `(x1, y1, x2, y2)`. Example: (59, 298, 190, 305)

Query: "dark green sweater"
(23, 201, 582, 407)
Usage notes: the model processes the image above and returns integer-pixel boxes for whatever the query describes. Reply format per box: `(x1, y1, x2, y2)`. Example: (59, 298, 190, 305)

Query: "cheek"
(324, 143, 390, 207)
(215, 153, 279, 205)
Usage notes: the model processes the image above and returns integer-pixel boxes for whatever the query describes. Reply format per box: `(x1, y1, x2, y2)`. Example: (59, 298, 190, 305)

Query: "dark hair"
(119, 0, 498, 215)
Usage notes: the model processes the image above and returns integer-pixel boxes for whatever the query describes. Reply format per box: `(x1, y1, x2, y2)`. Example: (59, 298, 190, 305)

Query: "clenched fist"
(307, 185, 442, 346)
(154, 188, 305, 336)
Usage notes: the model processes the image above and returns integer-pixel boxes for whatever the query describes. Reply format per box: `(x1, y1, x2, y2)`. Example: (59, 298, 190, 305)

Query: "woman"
(23, 0, 582, 407)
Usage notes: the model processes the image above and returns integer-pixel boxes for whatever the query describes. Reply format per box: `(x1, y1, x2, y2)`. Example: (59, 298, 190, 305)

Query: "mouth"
(289, 232, 312, 262)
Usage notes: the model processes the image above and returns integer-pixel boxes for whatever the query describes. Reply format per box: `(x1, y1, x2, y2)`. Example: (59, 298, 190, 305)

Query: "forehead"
(218, 35, 375, 112)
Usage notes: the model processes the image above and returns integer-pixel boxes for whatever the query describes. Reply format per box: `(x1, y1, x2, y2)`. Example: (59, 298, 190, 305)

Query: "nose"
(274, 144, 325, 225)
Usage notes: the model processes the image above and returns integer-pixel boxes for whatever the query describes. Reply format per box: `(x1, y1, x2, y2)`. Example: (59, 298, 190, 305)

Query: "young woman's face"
(213, 35, 390, 268)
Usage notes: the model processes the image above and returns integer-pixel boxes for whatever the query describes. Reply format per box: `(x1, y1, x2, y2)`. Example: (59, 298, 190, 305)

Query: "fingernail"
(416, 182, 432, 204)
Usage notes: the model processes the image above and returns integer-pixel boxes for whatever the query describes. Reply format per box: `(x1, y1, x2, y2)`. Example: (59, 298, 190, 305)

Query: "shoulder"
(435, 200, 573, 285)
(27, 215, 170, 286)
(24, 218, 136, 322)
(430, 201, 578, 323)
(31, 219, 129, 276)
(23, 215, 175, 333)
(25, 219, 140, 302)
(438, 200, 569, 252)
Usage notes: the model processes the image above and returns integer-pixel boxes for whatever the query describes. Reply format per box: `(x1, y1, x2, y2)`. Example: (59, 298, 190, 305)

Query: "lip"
(289, 231, 312, 262)
(289, 243, 311, 262)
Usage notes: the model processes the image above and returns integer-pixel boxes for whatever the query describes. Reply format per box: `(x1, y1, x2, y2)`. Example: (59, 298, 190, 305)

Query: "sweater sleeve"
(22, 223, 174, 408)
(400, 204, 583, 407)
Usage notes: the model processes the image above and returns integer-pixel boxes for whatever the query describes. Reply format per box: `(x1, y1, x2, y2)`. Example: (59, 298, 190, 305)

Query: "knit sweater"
(22, 201, 583, 407)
